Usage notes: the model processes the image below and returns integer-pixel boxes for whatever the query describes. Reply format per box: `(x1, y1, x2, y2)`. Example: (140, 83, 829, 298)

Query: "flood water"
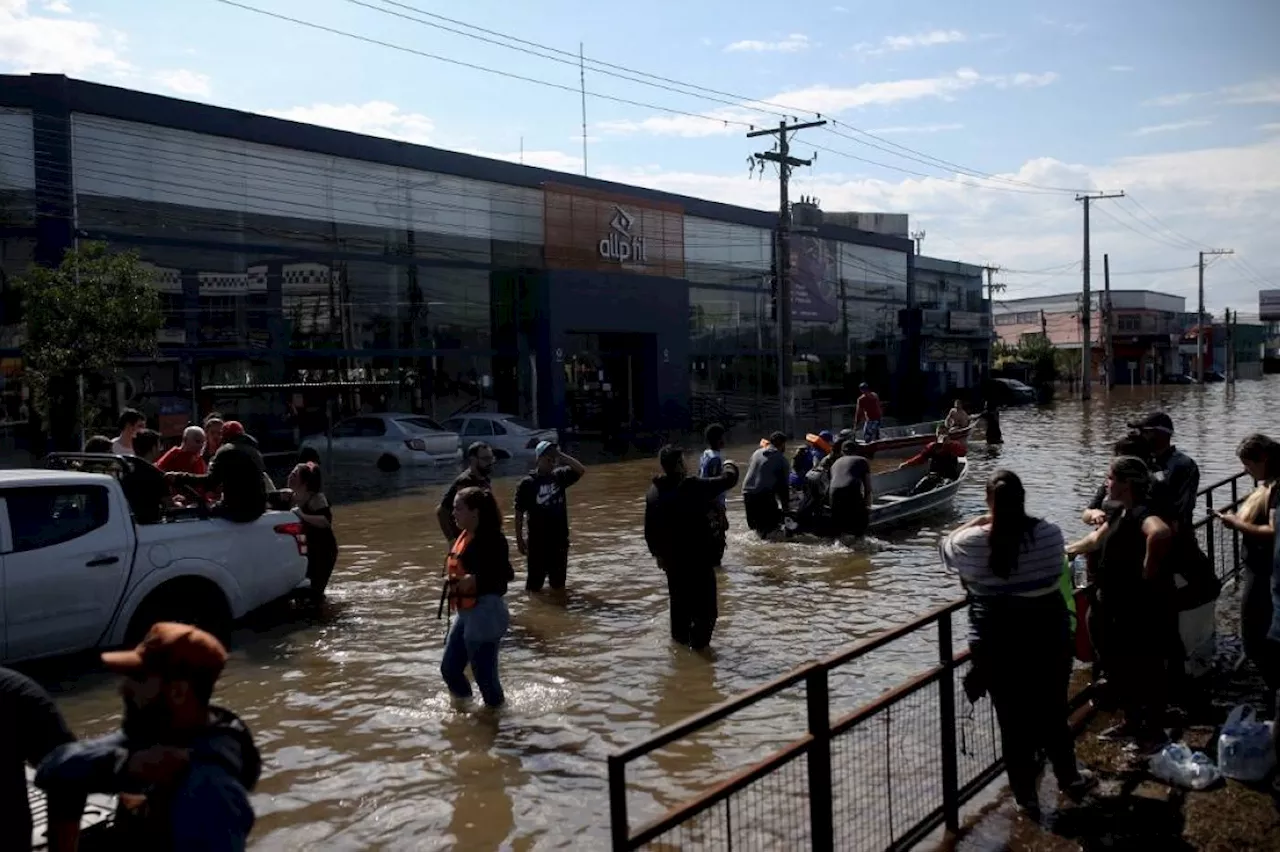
(40, 379, 1279, 849)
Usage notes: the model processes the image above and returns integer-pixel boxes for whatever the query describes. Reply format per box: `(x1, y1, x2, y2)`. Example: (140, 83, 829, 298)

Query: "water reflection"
(36, 379, 1279, 848)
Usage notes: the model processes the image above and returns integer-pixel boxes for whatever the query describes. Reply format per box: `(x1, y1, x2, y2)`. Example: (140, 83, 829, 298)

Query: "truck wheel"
(377, 454, 401, 472)
(125, 580, 232, 646)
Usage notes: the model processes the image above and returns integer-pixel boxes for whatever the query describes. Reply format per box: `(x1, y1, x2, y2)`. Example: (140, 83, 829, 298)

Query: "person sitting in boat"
(790, 431, 833, 488)
(945, 399, 971, 433)
(854, 383, 883, 442)
(898, 426, 964, 495)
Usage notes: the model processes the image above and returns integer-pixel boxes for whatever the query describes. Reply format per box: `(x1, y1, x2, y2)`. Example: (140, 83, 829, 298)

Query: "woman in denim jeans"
(441, 487, 515, 707)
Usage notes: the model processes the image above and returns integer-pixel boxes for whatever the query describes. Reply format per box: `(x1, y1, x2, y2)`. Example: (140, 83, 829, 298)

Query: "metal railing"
(607, 470, 1254, 851)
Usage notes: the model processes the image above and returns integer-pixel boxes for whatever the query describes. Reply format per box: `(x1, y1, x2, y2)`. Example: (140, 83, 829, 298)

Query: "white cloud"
(1038, 16, 1087, 35)
(867, 123, 964, 134)
(725, 34, 809, 53)
(1131, 118, 1212, 137)
(154, 69, 211, 97)
(264, 102, 435, 145)
(1221, 77, 1280, 105)
(596, 68, 1056, 138)
(592, 138, 1280, 311)
(831, 4, 849, 11)
(1261, 123, 1280, 134)
(856, 29, 966, 56)
(1109, 65, 1134, 72)
(43, 0, 71, 12)
(1144, 91, 1205, 107)
(0, 0, 130, 75)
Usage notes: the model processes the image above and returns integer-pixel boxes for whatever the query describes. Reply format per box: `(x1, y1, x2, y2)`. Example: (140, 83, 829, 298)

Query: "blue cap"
(818, 430, 833, 443)
(535, 440, 556, 458)
(859, 382, 870, 391)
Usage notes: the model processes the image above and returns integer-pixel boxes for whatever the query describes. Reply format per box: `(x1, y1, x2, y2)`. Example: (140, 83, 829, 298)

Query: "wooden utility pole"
(1102, 253, 1114, 389)
(1197, 248, 1234, 382)
(1075, 191, 1125, 400)
(982, 266, 1004, 373)
(749, 118, 826, 435)
(1225, 307, 1236, 383)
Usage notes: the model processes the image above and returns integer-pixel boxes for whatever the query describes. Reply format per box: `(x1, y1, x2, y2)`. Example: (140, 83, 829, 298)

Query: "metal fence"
(607, 470, 1253, 851)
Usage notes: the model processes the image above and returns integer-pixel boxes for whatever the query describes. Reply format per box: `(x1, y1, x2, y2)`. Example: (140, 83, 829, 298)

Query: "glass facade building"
(0, 75, 915, 440)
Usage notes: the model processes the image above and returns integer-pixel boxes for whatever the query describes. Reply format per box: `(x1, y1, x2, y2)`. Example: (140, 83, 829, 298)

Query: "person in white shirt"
(111, 408, 146, 456)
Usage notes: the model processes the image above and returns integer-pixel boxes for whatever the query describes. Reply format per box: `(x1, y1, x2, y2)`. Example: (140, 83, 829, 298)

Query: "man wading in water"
(515, 442, 586, 593)
(438, 442, 496, 541)
(645, 445, 740, 649)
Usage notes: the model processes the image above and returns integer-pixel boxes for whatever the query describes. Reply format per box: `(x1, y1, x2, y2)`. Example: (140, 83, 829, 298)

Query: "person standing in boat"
(741, 432, 790, 538)
(698, 424, 730, 566)
(944, 469, 1095, 814)
(854, 383, 883, 442)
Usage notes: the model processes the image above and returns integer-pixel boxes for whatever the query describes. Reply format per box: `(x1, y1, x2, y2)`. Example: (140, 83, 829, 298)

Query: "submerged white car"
(301, 413, 461, 471)
(439, 413, 559, 460)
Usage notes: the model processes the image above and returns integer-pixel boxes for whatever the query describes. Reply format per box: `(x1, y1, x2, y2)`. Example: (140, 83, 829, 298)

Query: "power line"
(1123, 195, 1216, 252)
(253, 0, 1092, 194)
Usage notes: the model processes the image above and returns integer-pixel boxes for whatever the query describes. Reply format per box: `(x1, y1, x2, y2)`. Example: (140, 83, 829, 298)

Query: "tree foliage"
(19, 242, 161, 420)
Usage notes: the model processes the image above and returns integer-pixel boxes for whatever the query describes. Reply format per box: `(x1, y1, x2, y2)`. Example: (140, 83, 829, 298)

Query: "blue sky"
(3, 0, 1278, 312)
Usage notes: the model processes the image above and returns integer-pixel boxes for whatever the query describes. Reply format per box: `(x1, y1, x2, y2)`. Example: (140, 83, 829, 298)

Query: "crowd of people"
(944, 410, 1278, 814)
(6, 399, 1275, 846)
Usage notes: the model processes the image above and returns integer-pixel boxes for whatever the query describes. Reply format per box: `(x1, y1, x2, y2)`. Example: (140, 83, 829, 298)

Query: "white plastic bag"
(1150, 743, 1221, 790)
(1218, 705, 1275, 782)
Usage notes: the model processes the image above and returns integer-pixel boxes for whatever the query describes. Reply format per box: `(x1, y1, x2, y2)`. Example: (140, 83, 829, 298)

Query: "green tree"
(19, 242, 161, 447)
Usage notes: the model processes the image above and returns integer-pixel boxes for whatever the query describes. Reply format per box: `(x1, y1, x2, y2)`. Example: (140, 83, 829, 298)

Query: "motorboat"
(851, 420, 973, 459)
(788, 457, 969, 537)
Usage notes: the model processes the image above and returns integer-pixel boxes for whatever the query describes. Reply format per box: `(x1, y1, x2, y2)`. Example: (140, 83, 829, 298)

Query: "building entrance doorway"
(562, 332, 655, 435)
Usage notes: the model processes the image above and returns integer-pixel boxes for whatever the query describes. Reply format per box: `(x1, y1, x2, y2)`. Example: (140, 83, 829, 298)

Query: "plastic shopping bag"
(1218, 705, 1275, 782)
(1150, 743, 1221, 790)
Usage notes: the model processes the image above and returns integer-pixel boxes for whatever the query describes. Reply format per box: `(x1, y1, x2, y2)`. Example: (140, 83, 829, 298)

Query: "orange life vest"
(446, 530, 475, 611)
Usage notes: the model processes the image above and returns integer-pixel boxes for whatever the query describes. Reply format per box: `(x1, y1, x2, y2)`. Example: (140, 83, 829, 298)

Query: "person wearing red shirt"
(157, 426, 208, 476)
(899, 427, 964, 494)
(855, 382, 883, 441)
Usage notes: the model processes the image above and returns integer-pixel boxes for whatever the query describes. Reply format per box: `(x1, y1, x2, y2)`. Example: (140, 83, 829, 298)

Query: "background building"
(899, 256, 992, 408)
(0, 74, 920, 442)
(994, 290, 1185, 384)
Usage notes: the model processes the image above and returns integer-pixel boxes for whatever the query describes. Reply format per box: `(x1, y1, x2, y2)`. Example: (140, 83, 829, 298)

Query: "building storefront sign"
(543, 183, 685, 278)
(948, 311, 981, 332)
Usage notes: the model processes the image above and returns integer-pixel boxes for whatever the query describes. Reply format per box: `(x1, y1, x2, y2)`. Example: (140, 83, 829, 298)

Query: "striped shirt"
(942, 519, 1066, 598)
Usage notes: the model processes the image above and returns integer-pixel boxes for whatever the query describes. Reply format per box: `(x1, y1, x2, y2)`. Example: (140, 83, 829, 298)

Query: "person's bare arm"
(514, 509, 527, 555)
(1142, 515, 1173, 580)
(47, 814, 82, 852)
(1215, 509, 1275, 538)
(557, 451, 586, 476)
(1066, 523, 1109, 556)
(862, 469, 874, 508)
(1082, 508, 1107, 526)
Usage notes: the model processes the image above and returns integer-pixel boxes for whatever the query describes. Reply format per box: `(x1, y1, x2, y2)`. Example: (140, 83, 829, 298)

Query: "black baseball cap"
(1127, 412, 1174, 435)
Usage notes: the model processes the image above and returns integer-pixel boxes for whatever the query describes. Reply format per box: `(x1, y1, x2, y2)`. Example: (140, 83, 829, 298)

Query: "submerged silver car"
(300, 413, 461, 471)
(439, 413, 559, 459)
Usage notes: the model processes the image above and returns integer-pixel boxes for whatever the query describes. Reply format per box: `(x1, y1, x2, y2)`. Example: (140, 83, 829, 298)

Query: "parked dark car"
(1203, 371, 1226, 383)
(1163, 373, 1197, 385)
(986, 377, 1037, 406)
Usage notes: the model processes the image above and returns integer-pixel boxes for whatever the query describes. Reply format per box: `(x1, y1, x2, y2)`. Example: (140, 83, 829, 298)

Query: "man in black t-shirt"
(1, 667, 80, 852)
(514, 441, 586, 592)
(437, 442, 496, 541)
(827, 442, 873, 537)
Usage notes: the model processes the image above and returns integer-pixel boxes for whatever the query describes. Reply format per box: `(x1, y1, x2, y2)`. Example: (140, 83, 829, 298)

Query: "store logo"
(599, 206, 648, 264)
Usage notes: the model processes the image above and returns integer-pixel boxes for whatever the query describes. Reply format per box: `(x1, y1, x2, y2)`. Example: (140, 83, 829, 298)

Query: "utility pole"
(578, 43, 588, 176)
(982, 266, 1004, 375)
(1225, 307, 1236, 383)
(1197, 248, 1234, 382)
(1075, 191, 1124, 400)
(749, 118, 826, 435)
(910, 229, 926, 256)
(1103, 253, 1113, 389)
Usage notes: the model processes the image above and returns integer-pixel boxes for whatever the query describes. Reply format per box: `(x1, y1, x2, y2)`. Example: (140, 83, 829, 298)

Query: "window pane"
(7, 486, 110, 552)
(462, 419, 492, 437)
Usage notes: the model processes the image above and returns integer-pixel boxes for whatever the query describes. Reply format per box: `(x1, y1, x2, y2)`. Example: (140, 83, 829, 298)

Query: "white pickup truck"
(0, 467, 308, 664)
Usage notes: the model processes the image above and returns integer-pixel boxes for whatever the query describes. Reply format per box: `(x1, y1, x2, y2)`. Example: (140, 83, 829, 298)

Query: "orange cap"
(101, 622, 228, 680)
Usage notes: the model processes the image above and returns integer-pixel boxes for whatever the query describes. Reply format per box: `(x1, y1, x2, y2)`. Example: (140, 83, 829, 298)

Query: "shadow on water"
(32, 379, 1280, 848)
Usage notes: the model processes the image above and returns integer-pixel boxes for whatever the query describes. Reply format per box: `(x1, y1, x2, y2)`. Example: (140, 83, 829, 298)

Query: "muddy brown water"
(34, 380, 1279, 849)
